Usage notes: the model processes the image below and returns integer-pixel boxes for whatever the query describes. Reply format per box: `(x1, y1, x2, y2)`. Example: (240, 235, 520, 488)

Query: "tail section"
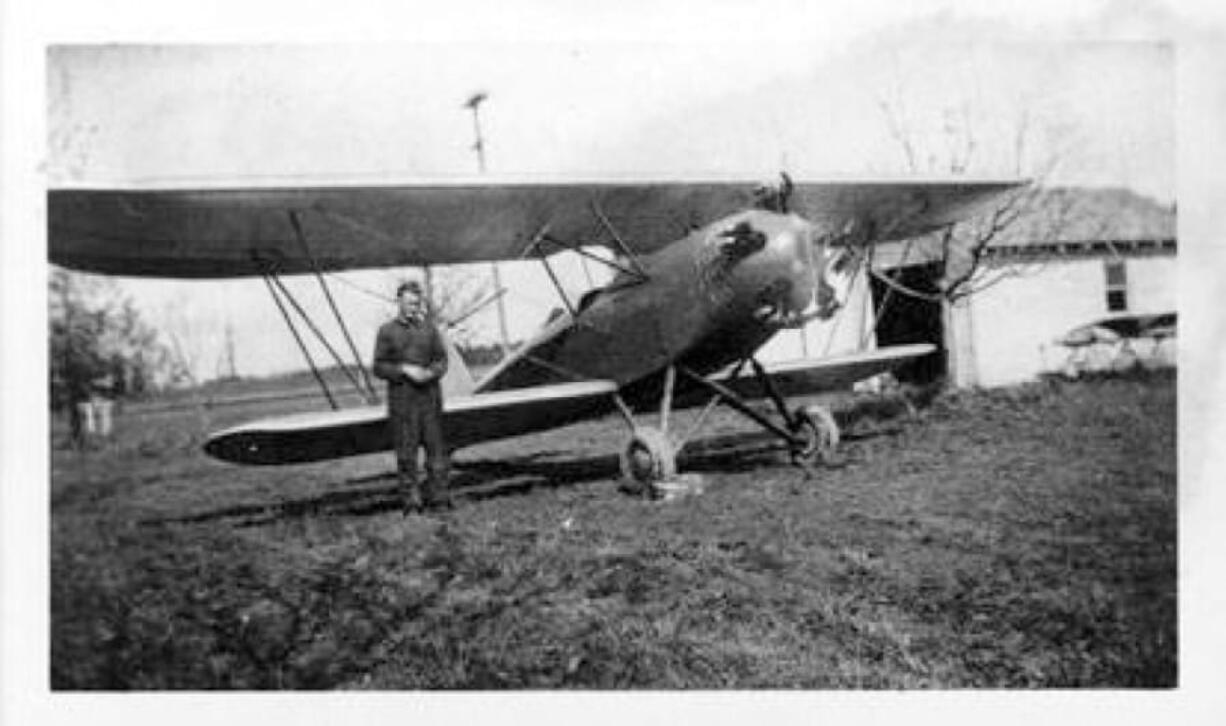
(438, 327, 477, 398)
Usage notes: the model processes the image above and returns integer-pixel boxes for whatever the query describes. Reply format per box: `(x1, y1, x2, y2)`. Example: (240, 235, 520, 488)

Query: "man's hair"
(396, 280, 424, 299)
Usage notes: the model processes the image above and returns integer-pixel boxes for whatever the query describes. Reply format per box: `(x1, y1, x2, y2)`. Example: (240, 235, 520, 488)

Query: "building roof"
(871, 185, 1176, 269)
(990, 186, 1176, 247)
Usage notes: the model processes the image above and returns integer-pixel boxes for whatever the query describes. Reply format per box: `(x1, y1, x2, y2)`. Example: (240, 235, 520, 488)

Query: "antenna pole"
(464, 91, 512, 356)
(468, 98, 487, 174)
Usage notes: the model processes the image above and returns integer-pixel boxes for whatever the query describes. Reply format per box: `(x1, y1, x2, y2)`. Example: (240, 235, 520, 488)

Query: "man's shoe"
(423, 494, 454, 512)
(400, 489, 423, 517)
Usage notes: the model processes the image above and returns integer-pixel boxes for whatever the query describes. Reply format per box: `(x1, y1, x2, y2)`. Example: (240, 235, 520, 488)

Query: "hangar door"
(869, 262, 946, 385)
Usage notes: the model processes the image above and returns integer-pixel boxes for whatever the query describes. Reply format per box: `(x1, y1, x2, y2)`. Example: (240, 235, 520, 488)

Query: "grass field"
(49, 372, 1176, 689)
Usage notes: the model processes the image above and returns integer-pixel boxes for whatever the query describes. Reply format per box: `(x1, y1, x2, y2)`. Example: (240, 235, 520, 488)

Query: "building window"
(1105, 260, 1128, 312)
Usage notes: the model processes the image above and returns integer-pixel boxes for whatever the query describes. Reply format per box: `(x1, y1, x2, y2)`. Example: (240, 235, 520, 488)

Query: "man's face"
(398, 288, 424, 320)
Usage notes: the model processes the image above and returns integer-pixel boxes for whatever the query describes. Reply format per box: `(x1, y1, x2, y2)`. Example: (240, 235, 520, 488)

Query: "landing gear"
(788, 404, 840, 467)
(619, 426, 677, 497)
(615, 366, 681, 499)
(676, 359, 842, 474)
(613, 360, 844, 498)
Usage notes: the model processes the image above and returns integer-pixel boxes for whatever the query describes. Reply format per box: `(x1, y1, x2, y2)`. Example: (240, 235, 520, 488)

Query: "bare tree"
(49, 269, 177, 443)
(152, 295, 221, 388)
(863, 58, 1137, 388)
(424, 265, 497, 350)
(873, 86, 1093, 303)
(346, 266, 496, 355)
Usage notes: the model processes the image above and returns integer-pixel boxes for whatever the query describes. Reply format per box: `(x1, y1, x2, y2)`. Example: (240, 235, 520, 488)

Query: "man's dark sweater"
(373, 315, 448, 394)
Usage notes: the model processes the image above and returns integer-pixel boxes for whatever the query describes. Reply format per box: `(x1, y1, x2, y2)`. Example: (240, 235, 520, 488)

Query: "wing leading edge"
(49, 179, 1022, 278)
(203, 344, 933, 465)
(703, 343, 936, 403)
(205, 379, 620, 465)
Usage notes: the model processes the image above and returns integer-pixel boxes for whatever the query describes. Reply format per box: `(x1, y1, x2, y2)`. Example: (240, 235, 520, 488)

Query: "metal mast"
(464, 91, 488, 173)
(464, 91, 512, 354)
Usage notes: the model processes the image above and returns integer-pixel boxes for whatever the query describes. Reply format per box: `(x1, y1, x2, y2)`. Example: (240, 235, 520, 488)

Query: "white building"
(871, 187, 1177, 388)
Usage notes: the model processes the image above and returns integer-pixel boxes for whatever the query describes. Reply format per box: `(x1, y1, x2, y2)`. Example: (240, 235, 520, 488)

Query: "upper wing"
(49, 178, 1022, 278)
(789, 180, 1023, 242)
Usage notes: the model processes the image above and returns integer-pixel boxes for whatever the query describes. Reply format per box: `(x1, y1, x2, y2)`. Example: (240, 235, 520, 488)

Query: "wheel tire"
(791, 405, 840, 466)
(619, 427, 677, 498)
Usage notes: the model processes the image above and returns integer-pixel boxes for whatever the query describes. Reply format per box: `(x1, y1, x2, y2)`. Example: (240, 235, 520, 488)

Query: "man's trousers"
(387, 382, 449, 506)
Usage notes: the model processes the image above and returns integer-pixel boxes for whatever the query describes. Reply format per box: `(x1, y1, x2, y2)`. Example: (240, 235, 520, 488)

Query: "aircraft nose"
(754, 220, 820, 319)
(784, 225, 819, 309)
(763, 220, 851, 324)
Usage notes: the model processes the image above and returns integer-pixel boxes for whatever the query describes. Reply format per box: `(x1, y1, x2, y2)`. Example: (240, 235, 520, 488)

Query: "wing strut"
(673, 360, 744, 452)
(528, 232, 648, 284)
(677, 361, 840, 470)
(517, 212, 654, 340)
(748, 358, 802, 431)
(261, 274, 339, 410)
(517, 222, 645, 331)
(288, 211, 380, 403)
(533, 236, 580, 319)
(265, 273, 375, 405)
(588, 201, 650, 281)
(677, 365, 800, 445)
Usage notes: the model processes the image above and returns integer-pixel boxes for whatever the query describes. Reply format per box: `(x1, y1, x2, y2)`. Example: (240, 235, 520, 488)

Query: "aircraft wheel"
(619, 427, 677, 498)
(790, 405, 840, 466)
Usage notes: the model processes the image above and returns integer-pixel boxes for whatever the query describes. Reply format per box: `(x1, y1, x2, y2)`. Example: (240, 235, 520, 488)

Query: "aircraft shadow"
(147, 429, 806, 528)
(146, 415, 905, 529)
(458, 429, 789, 500)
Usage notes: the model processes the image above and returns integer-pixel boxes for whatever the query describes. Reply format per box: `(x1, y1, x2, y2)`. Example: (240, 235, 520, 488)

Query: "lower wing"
(204, 344, 934, 465)
(693, 343, 935, 406)
(205, 380, 618, 465)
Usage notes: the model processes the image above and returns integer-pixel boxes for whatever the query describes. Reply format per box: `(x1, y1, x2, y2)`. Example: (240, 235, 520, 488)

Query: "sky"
(37, 1, 1183, 380)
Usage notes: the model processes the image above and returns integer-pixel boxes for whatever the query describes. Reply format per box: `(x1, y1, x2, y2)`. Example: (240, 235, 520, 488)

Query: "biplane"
(1052, 311, 1176, 378)
(48, 175, 1022, 494)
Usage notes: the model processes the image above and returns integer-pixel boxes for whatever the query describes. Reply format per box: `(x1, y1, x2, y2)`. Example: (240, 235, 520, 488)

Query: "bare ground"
(49, 372, 1176, 689)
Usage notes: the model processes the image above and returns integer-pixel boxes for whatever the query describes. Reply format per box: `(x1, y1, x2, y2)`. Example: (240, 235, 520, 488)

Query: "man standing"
(373, 280, 451, 514)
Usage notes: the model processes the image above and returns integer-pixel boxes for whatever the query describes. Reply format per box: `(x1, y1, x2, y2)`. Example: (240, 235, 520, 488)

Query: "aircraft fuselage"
(479, 209, 831, 405)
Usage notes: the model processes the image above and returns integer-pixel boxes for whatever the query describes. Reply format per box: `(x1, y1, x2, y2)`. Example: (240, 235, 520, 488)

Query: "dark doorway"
(869, 263, 946, 384)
